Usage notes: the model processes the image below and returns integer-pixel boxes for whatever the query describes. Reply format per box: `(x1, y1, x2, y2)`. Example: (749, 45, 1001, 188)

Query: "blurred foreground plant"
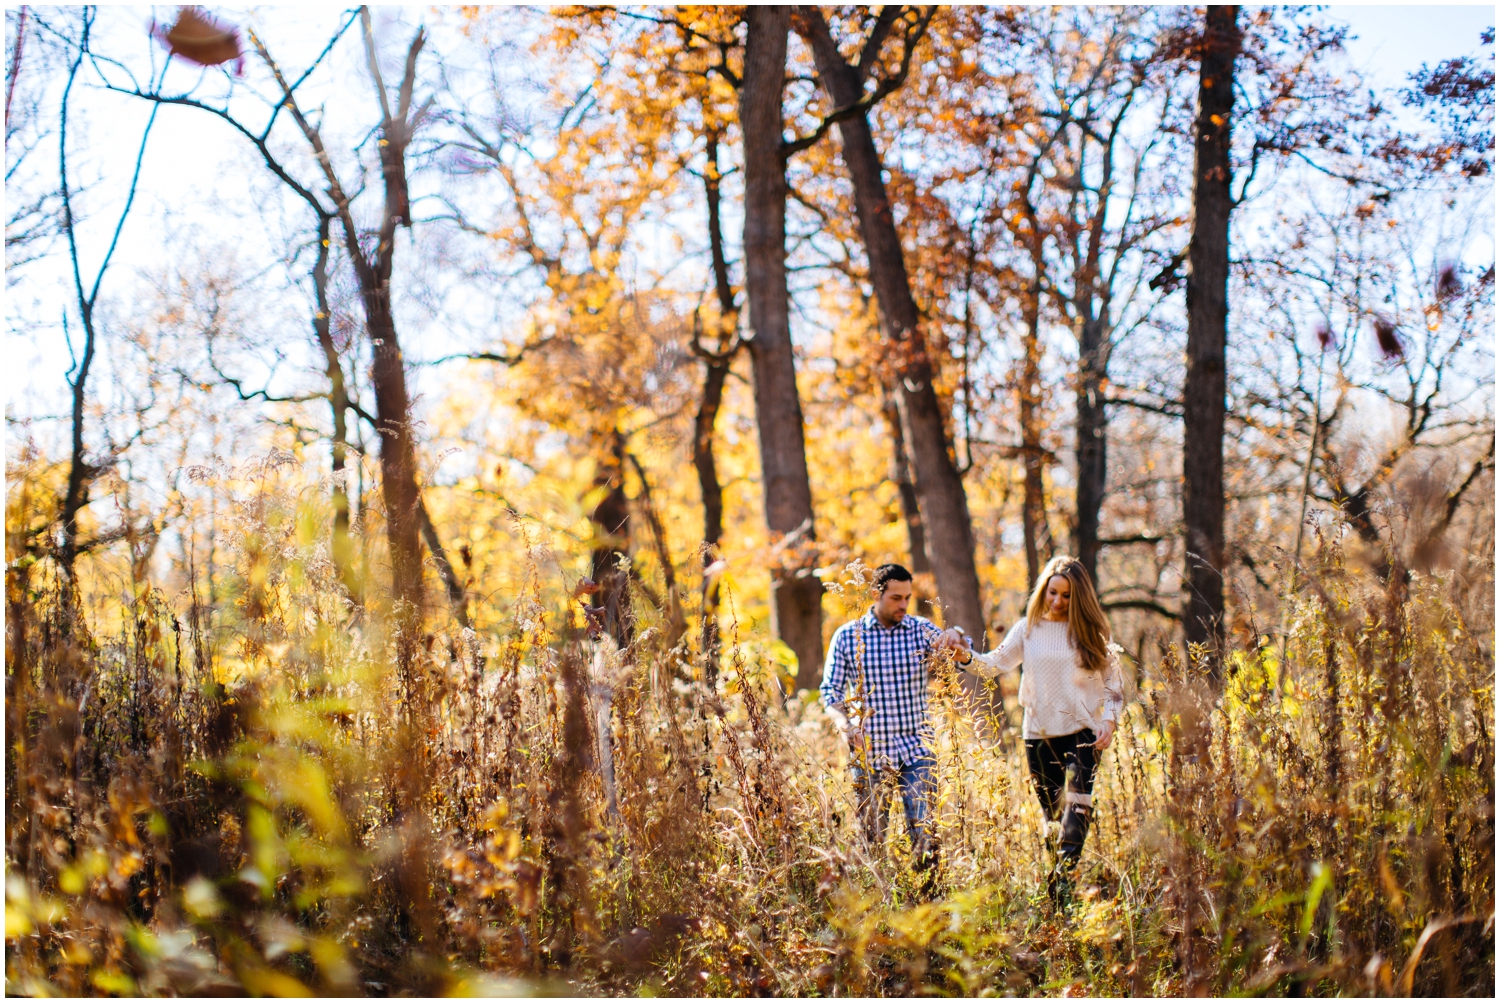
(5, 468, 1493, 995)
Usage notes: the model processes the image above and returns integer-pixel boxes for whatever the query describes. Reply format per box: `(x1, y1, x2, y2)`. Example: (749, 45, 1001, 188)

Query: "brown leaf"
(158, 7, 242, 70)
(1373, 317, 1404, 360)
(1315, 322, 1335, 353)
(1436, 262, 1463, 301)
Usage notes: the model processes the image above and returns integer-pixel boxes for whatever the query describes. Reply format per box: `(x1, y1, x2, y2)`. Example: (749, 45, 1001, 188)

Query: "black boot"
(1059, 801, 1091, 862)
(1051, 799, 1091, 907)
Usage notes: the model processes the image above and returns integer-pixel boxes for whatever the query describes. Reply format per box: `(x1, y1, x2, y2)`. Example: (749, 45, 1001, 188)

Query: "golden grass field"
(6, 481, 1493, 997)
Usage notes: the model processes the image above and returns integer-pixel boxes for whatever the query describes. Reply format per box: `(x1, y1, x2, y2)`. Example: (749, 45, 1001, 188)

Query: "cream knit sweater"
(969, 619, 1125, 739)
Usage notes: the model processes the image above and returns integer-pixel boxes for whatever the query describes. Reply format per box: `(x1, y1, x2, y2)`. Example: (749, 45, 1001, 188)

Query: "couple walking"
(819, 556, 1125, 901)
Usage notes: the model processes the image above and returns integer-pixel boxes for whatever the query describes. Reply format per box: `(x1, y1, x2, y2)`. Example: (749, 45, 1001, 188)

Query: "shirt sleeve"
(970, 620, 1026, 679)
(1100, 642, 1126, 724)
(819, 624, 853, 709)
(915, 617, 941, 653)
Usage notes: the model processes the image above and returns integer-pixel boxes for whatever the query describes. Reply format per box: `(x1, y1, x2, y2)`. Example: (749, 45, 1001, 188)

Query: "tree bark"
(1074, 314, 1108, 582)
(694, 129, 741, 683)
(1181, 5, 1239, 680)
(589, 428, 633, 648)
(358, 266, 425, 611)
(740, 6, 824, 689)
(883, 397, 931, 579)
(798, 8, 987, 642)
(1019, 285, 1055, 586)
(259, 23, 430, 613)
(310, 215, 361, 602)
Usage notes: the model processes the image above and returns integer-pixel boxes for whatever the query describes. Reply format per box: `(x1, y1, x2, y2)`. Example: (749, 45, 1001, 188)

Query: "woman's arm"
(1101, 643, 1125, 721)
(967, 621, 1027, 679)
(1092, 642, 1127, 749)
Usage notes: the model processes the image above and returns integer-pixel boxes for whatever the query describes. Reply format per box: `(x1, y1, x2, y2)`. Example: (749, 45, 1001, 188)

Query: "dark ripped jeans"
(1024, 729, 1097, 868)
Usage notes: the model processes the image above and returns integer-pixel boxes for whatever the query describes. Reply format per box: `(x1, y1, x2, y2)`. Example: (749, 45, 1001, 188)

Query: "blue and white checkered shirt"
(819, 610, 943, 769)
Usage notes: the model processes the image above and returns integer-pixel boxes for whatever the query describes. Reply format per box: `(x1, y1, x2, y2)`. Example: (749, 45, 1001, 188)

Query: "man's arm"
(819, 626, 860, 741)
(818, 624, 847, 708)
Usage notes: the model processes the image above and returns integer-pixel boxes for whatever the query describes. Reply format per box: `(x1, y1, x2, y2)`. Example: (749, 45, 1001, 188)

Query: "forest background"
(5, 4, 1496, 997)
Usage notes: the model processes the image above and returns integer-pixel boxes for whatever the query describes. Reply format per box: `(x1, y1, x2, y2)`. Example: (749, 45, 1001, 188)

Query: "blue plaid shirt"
(819, 610, 943, 769)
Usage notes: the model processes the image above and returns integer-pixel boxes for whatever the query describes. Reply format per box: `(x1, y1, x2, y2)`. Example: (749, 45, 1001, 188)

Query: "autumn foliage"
(5, 5, 1494, 996)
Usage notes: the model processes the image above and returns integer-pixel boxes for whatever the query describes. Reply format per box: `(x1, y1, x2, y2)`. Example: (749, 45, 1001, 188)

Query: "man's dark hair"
(872, 563, 913, 593)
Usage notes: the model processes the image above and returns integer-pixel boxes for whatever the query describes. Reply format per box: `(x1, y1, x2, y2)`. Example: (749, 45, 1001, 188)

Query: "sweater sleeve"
(1100, 642, 1126, 723)
(969, 620, 1026, 679)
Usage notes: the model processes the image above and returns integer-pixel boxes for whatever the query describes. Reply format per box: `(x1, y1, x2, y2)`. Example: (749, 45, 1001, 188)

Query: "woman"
(955, 555, 1124, 900)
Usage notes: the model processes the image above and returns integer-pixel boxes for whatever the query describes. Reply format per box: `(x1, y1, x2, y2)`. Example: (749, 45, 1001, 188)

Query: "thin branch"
(427, 336, 559, 367)
(360, 7, 394, 124)
(417, 495, 470, 627)
(1106, 392, 1183, 418)
(1099, 534, 1167, 547)
(1102, 599, 1181, 620)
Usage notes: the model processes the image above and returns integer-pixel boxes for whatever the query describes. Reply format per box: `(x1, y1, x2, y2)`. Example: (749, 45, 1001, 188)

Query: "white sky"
(5, 4, 1496, 439)
(1328, 3, 1494, 90)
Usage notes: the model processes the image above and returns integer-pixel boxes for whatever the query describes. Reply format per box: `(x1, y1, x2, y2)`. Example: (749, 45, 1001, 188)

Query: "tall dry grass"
(5, 469, 1493, 996)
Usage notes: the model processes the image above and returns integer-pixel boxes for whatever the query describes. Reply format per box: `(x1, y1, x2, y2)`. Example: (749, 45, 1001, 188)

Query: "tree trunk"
(800, 10, 987, 642)
(310, 215, 361, 603)
(695, 129, 740, 684)
(693, 357, 730, 679)
(740, 6, 824, 690)
(589, 428, 633, 648)
(1074, 314, 1108, 583)
(883, 394, 937, 620)
(883, 397, 931, 580)
(1181, 5, 1239, 680)
(1019, 286, 1054, 586)
(59, 314, 95, 580)
(56, 35, 90, 581)
(342, 25, 430, 616)
(359, 289, 426, 613)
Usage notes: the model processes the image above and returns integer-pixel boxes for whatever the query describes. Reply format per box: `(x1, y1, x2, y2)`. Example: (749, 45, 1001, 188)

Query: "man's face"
(873, 579, 913, 626)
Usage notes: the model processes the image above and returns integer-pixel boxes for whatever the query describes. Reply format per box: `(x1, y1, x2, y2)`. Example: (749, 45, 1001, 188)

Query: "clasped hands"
(932, 627, 972, 662)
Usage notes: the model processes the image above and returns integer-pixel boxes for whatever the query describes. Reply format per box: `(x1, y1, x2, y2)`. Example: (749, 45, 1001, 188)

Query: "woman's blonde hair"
(1024, 555, 1111, 672)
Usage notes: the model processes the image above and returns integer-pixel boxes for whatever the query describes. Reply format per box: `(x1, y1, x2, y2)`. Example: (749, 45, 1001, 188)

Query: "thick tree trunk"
(1019, 289, 1054, 586)
(1181, 5, 1239, 680)
(1074, 314, 1108, 583)
(695, 130, 740, 684)
(799, 11, 987, 643)
(589, 428, 633, 648)
(741, 7, 824, 690)
(360, 293, 426, 612)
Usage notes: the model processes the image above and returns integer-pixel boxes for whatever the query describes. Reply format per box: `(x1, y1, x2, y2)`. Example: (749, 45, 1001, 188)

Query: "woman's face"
(1043, 575, 1071, 620)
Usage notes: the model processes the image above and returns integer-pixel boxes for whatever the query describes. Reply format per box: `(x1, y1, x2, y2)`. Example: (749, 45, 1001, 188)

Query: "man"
(820, 563, 965, 890)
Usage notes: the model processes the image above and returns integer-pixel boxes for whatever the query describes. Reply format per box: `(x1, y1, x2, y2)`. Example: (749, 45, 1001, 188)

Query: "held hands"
(1091, 720, 1116, 750)
(934, 628, 972, 663)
